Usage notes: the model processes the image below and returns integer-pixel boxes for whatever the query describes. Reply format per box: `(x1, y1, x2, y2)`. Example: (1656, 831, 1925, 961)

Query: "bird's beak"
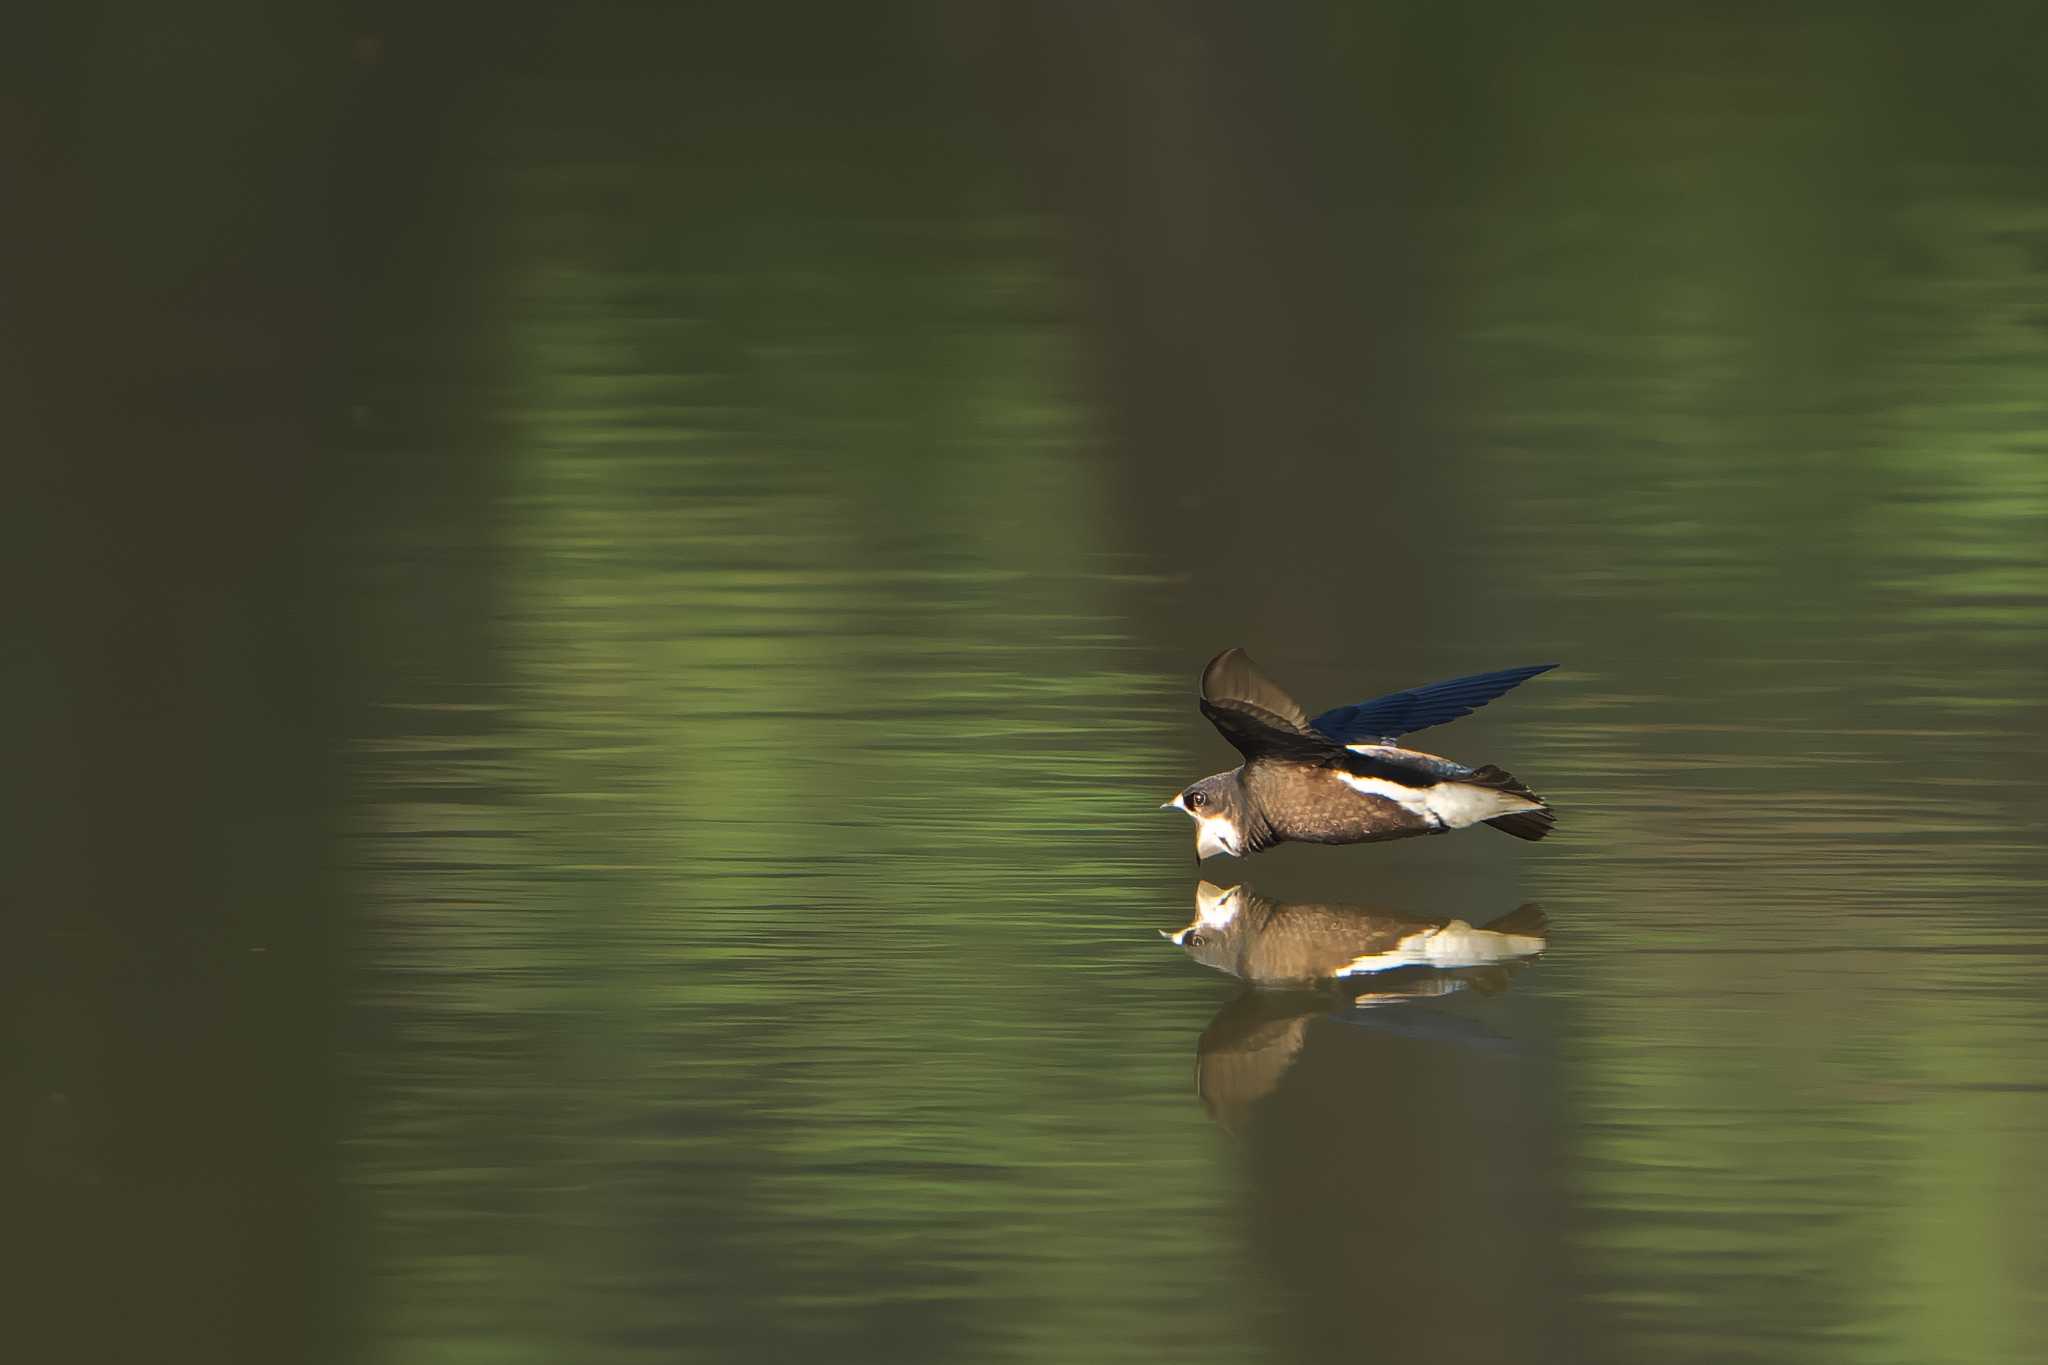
(1161, 792, 1185, 812)
(1157, 929, 1177, 941)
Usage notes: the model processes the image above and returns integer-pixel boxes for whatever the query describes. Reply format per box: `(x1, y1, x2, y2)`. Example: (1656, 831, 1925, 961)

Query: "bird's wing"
(1309, 664, 1556, 743)
(1198, 647, 1344, 764)
(1202, 648, 1314, 732)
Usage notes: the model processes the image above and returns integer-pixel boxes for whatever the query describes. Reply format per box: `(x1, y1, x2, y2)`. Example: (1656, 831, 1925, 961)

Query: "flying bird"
(1163, 647, 1555, 859)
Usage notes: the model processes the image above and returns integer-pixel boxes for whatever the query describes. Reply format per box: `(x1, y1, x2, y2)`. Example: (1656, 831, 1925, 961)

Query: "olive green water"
(15, 6, 2048, 1364)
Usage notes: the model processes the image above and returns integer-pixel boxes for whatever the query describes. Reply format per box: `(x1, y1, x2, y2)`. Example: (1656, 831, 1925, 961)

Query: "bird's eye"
(1187, 791, 1206, 809)
(1185, 933, 1205, 948)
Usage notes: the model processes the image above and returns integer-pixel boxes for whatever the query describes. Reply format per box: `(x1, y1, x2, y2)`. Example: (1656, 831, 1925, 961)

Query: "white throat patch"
(1193, 815, 1241, 860)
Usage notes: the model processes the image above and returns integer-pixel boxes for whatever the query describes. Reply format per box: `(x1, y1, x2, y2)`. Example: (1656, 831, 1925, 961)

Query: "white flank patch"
(1333, 771, 1538, 829)
(1334, 919, 1546, 976)
(1331, 772, 1434, 817)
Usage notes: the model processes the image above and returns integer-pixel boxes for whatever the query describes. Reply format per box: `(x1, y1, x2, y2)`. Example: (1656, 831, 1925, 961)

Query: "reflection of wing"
(1309, 664, 1556, 743)
(1193, 964, 1540, 1130)
(1196, 991, 1318, 1133)
(1199, 648, 1345, 764)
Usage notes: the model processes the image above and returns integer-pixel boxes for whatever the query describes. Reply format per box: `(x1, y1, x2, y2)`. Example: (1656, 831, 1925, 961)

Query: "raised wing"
(1309, 663, 1556, 743)
(1198, 647, 1343, 764)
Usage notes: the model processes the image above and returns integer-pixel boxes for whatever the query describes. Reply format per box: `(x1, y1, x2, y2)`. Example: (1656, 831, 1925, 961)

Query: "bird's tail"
(1481, 902, 1548, 937)
(1467, 764, 1555, 842)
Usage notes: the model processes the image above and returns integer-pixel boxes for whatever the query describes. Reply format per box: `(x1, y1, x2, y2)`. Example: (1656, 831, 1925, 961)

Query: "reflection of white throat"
(1194, 816, 1241, 860)
(1195, 883, 1242, 928)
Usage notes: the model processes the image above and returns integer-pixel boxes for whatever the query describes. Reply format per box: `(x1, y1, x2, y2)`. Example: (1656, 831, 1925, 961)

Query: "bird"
(1162, 647, 1556, 859)
(1163, 881, 1550, 987)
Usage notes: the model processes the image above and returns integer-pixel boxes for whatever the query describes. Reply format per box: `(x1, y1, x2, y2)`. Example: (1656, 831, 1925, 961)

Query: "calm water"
(18, 6, 2048, 1364)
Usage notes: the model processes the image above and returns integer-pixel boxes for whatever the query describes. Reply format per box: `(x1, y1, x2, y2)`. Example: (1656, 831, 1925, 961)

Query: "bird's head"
(1160, 772, 1248, 860)
(1160, 881, 1248, 968)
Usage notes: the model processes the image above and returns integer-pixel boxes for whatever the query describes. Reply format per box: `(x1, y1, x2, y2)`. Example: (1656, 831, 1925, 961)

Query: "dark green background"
(11, 4, 2048, 1362)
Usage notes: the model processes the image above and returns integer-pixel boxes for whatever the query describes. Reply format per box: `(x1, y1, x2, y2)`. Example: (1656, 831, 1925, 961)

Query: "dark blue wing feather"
(1309, 664, 1557, 743)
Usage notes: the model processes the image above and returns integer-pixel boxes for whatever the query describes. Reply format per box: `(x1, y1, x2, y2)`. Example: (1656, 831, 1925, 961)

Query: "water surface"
(20, 7, 2048, 1364)
(344, 19, 2048, 1357)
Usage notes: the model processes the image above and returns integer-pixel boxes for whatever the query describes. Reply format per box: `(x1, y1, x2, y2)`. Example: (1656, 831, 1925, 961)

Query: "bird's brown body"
(1240, 759, 1435, 845)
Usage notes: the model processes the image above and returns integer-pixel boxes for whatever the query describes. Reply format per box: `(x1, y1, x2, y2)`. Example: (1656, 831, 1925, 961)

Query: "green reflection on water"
(349, 122, 1257, 1362)
(339, 8, 2048, 1365)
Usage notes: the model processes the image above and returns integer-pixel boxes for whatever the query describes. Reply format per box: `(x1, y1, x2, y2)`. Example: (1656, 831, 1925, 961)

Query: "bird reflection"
(1164, 882, 1550, 1131)
(1163, 880, 1547, 986)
